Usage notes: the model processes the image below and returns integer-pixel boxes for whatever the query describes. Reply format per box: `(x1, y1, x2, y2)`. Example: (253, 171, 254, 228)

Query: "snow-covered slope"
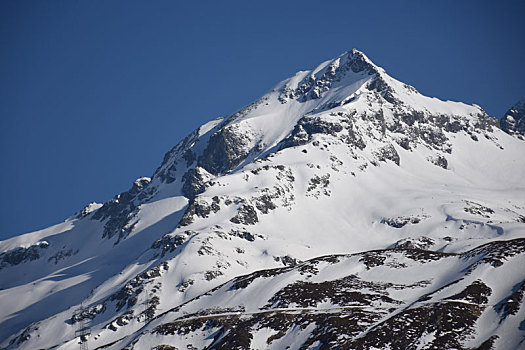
(1, 49, 525, 350)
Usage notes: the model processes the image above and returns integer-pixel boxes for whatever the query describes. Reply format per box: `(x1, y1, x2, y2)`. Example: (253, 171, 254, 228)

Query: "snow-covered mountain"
(1, 49, 525, 350)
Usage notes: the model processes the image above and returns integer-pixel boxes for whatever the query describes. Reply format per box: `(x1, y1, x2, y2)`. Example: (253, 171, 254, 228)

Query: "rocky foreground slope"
(1, 49, 525, 349)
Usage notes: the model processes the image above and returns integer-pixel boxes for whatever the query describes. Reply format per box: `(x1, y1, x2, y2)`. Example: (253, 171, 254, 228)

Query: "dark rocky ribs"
(279, 112, 366, 150)
(228, 229, 257, 242)
(445, 279, 492, 304)
(354, 301, 483, 349)
(428, 154, 448, 169)
(198, 124, 252, 175)
(278, 49, 377, 104)
(500, 98, 525, 137)
(374, 143, 400, 165)
(253, 193, 277, 214)
(366, 74, 398, 104)
(178, 165, 294, 229)
(279, 97, 496, 163)
(0, 241, 49, 270)
(263, 274, 403, 310)
(476, 335, 499, 350)
(181, 167, 209, 199)
(494, 279, 525, 321)
(229, 267, 293, 291)
(230, 203, 258, 225)
(306, 174, 330, 197)
(391, 236, 435, 250)
(152, 345, 178, 350)
(4, 324, 38, 348)
(151, 231, 194, 257)
(178, 198, 220, 227)
(381, 215, 426, 228)
(461, 238, 525, 269)
(91, 177, 152, 243)
(70, 262, 169, 328)
(124, 239, 524, 350)
(464, 200, 494, 218)
(152, 125, 203, 184)
(47, 248, 77, 264)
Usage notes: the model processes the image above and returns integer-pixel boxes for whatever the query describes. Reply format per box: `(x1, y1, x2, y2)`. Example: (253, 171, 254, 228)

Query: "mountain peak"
(2, 49, 525, 350)
(346, 47, 381, 72)
(277, 48, 382, 103)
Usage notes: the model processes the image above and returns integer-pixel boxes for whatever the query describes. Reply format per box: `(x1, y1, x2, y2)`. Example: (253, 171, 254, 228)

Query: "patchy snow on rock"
(1, 49, 524, 350)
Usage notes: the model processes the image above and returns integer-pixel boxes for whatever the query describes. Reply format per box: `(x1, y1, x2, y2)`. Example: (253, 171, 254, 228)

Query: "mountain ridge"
(1, 49, 524, 350)
(500, 97, 525, 137)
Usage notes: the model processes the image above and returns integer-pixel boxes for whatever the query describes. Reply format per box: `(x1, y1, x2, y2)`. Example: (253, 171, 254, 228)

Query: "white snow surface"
(1, 49, 524, 350)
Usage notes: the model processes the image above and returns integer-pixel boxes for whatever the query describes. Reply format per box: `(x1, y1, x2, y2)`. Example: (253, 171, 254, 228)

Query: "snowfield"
(1, 49, 524, 350)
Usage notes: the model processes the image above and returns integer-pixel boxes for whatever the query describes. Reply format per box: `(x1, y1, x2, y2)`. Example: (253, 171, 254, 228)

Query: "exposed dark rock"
(264, 274, 401, 310)
(301, 117, 343, 136)
(181, 167, 209, 200)
(279, 116, 345, 150)
(152, 345, 178, 350)
(374, 143, 400, 165)
(70, 303, 107, 324)
(91, 177, 151, 243)
(475, 335, 499, 350)
(230, 204, 258, 225)
(307, 174, 330, 197)
(344, 123, 367, 150)
(367, 75, 398, 104)
(151, 232, 192, 257)
(6, 325, 36, 347)
(355, 301, 483, 349)
(182, 149, 196, 167)
(253, 194, 277, 214)
(47, 248, 76, 264)
(445, 280, 492, 305)
(494, 279, 525, 321)
(229, 230, 256, 242)
(382, 215, 425, 228)
(104, 262, 168, 317)
(204, 270, 223, 281)
(274, 255, 299, 267)
(178, 200, 213, 227)
(75, 202, 102, 218)
(461, 238, 525, 269)
(129, 239, 524, 349)
(280, 50, 378, 103)
(429, 155, 448, 169)
(210, 196, 221, 213)
(464, 201, 494, 218)
(500, 98, 525, 136)
(0, 241, 49, 270)
(198, 125, 252, 175)
(392, 236, 435, 250)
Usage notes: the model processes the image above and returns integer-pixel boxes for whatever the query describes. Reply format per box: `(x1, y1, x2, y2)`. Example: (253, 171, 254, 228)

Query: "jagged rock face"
(0, 241, 49, 270)
(198, 124, 253, 175)
(500, 98, 525, 137)
(1, 49, 525, 350)
(91, 176, 152, 243)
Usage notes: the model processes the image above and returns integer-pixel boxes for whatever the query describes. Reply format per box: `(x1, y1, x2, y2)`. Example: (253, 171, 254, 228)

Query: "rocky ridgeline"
(2, 49, 525, 350)
(122, 239, 525, 350)
(500, 98, 525, 137)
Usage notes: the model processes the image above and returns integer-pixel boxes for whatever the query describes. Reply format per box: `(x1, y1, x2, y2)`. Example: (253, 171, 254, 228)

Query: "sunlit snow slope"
(1, 49, 524, 350)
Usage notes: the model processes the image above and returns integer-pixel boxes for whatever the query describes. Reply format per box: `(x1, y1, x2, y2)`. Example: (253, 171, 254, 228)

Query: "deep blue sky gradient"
(1, 0, 524, 239)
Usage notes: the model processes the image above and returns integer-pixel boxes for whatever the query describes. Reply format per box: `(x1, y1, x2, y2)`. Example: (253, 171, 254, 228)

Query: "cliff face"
(500, 98, 525, 137)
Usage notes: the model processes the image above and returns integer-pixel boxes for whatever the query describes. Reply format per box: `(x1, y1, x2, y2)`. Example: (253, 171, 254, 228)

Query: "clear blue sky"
(1, 0, 524, 240)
